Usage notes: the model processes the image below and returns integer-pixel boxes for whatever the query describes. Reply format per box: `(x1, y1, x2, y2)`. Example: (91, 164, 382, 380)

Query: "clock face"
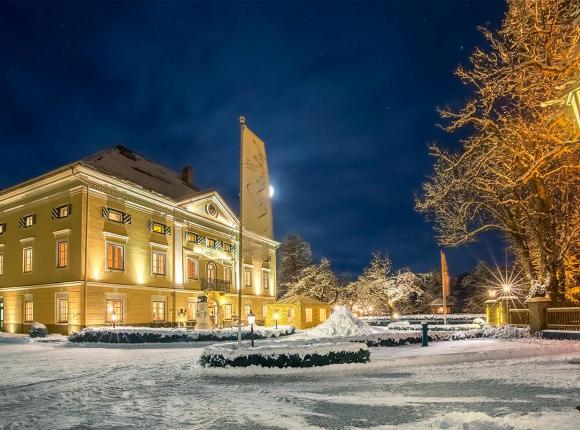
(206, 203, 218, 218)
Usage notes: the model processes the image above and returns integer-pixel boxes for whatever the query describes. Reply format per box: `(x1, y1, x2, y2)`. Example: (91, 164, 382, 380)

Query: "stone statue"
(196, 295, 211, 330)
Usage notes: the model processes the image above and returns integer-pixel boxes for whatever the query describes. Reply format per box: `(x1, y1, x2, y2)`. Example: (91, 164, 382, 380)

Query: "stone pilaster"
(525, 296, 551, 333)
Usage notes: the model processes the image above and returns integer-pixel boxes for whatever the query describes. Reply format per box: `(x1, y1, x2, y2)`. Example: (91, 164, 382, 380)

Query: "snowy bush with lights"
(68, 325, 295, 344)
(29, 322, 48, 338)
(199, 341, 370, 368)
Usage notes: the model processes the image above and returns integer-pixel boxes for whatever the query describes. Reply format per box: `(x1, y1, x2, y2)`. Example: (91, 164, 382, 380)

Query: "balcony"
(201, 278, 233, 293)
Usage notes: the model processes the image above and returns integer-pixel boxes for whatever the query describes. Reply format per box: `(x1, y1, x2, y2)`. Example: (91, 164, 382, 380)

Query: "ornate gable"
(177, 191, 238, 228)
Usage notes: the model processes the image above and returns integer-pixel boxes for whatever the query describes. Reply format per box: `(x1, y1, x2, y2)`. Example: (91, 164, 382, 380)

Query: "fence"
(546, 307, 580, 331)
(508, 309, 529, 327)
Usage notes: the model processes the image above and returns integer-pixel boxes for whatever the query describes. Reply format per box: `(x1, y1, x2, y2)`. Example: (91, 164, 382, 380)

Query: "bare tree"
(416, 0, 580, 303)
(282, 258, 339, 303)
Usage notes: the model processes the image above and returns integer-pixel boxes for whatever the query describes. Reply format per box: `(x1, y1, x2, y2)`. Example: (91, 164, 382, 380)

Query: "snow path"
(0, 339, 579, 429)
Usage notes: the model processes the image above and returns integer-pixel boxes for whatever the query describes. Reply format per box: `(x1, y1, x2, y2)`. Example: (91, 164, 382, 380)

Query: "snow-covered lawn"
(0, 338, 579, 429)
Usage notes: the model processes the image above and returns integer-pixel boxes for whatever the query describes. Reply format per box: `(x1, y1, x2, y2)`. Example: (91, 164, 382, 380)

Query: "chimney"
(181, 166, 193, 187)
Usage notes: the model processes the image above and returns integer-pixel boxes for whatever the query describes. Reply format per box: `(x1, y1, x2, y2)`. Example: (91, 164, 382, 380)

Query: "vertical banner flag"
(241, 124, 274, 239)
(440, 250, 450, 298)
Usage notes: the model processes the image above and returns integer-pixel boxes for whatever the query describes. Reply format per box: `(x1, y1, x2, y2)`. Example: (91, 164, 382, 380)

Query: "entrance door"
(0, 299, 4, 331)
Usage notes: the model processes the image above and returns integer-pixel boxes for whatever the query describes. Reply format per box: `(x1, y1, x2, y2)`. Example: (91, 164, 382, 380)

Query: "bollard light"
(273, 311, 279, 329)
(248, 310, 256, 348)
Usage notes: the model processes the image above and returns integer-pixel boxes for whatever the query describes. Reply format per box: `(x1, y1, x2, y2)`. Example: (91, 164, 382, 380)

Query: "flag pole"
(441, 250, 447, 326)
(237, 116, 246, 347)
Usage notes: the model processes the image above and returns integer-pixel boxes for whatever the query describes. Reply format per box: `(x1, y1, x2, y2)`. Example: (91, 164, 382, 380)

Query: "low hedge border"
(68, 326, 295, 344)
(199, 344, 370, 368)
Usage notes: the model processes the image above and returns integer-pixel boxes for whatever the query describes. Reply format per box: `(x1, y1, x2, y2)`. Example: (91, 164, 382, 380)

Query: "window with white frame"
(23, 247, 33, 273)
(223, 303, 233, 319)
(23, 215, 35, 227)
(262, 271, 270, 289)
(57, 240, 68, 268)
(319, 308, 327, 322)
(152, 251, 167, 276)
(244, 268, 252, 288)
(244, 304, 252, 317)
(152, 300, 166, 321)
(305, 307, 313, 323)
(106, 208, 123, 223)
(207, 261, 217, 281)
(24, 299, 33, 322)
(106, 299, 123, 323)
(224, 266, 232, 284)
(56, 205, 70, 219)
(106, 243, 124, 271)
(187, 301, 196, 321)
(187, 257, 199, 279)
(57, 298, 68, 323)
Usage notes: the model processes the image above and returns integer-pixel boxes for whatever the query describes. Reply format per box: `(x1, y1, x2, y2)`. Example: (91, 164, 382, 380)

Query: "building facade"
(0, 146, 278, 334)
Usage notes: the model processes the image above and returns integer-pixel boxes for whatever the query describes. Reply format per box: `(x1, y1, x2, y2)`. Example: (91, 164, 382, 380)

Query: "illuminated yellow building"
(0, 146, 278, 334)
(265, 295, 330, 330)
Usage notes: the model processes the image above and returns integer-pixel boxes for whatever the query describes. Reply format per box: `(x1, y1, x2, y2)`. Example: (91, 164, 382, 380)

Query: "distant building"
(429, 298, 454, 315)
(266, 295, 330, 329)
(0, 146, 278, 334)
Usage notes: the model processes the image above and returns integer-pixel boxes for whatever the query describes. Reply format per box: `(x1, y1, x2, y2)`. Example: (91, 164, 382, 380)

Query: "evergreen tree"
(276, 234, 313, 298)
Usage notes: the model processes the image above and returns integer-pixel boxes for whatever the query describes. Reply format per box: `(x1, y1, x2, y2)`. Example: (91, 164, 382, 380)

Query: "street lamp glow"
(488, 289, 497, 299)
(269, 184, 275, 198)
(502, 283, 512, 294)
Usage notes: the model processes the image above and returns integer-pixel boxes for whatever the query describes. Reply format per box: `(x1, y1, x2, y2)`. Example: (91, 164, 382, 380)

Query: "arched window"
(207, 261, 217, 282)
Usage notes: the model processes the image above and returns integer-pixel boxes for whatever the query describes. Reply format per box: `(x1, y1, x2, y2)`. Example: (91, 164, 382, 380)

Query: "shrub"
(29, 322, 48, 338)
(199, 341, 370, 368)
(68, 325, 295, 344)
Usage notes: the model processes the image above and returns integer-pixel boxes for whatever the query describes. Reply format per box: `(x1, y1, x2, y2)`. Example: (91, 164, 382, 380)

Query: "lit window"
(223, 304, 233, 319)
(22, 215, 35, 228)
(244, 268, 252, 288)
(57, 241, 68, 268)
(106, 299, 123, 323)
(224, 266, 232, 284)
(151, 222, 165, 234)
(152, 251, 167, 276)
(224, 243, 232, 252)
(262, 272, 270, 289)
(319, 308, 327, 322)
(152, 301, 166, 321)
(207, 262, 217, 281)
(187, 257, 199, 279)
(244, 304, 252, 317)
(23, 247, 33, 273)
(0, 223, 5, 234)
(107, 209, 123, 223)
(56, 205, 69, 219)
(206, 238, 216, 248)
(24, 300, 33, 322)
(287, 308, 295, 320)
(305, 307, 313, 323)
(57, 298, 68, 323)
(187, 302, 196, 321)
(106, 243, 124, 271)
(0, 254, 3, 276)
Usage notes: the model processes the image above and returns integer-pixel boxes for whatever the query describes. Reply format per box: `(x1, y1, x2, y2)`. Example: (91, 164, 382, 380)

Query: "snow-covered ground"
(0, 337, 579, 429)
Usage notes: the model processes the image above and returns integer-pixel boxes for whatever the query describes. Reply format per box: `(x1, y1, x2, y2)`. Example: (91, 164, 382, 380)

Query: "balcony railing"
(201, 278, 233, 293)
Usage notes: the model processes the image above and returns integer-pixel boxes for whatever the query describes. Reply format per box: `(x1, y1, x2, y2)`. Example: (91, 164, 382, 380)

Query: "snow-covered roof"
(276, 295, 330, 306)
(82, 145, 199, 201)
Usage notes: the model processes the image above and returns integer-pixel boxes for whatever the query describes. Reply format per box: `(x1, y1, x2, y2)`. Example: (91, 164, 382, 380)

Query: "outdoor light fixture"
(273, 311, 280, 329)
(502, 284, 512, 294)
(566, 87, 580, 128)
(392, 312, 400, 320)
(248, 311, 256, 347)
(488, 290, 497, 299)
(111, 311, 118, 328)
(269, 184, 275, 198)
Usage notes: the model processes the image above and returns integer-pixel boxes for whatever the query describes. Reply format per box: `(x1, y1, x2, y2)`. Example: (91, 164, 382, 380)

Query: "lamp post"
(567, 87, 580, 128)
(273, 311, 279, 330)
(248, 310, 256, 348)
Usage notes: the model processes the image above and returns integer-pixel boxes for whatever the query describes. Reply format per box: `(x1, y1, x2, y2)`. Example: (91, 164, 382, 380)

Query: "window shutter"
(164, 226, 172, 235)
(51, 208, 59, 219)
(148, 220, 154, 232)
(32, 214, 36, 225)
(230, 245, 237, 254)
(215, 241, 222, 250)
(67, 204, 72, 216)
(102, 207, 110, 220)
(195, 234, 204, 244)
(19, 217, 25, 228)
(122, 213, 132, 224)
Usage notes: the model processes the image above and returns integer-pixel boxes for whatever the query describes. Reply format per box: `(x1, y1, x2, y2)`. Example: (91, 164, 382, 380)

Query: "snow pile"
(304, 306, 378, 338)
(199, 340, 370, 368)
(0, 332, 30, 344)
(69, 325, 295, 343)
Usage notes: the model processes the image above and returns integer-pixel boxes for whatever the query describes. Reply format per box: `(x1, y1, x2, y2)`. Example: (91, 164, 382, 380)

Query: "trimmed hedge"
(29, 322, 48, 338)
(199, 344, 370, 368)
(68, 326, 295, 344)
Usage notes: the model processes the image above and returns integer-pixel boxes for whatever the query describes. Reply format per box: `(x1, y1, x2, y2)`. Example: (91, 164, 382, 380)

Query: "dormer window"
(206, 238, 216, 248)
(108, 209, 123, 223)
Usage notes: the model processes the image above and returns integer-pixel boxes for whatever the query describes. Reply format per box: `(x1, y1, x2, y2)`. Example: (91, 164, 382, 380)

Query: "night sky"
(0, 1, 508, 277)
